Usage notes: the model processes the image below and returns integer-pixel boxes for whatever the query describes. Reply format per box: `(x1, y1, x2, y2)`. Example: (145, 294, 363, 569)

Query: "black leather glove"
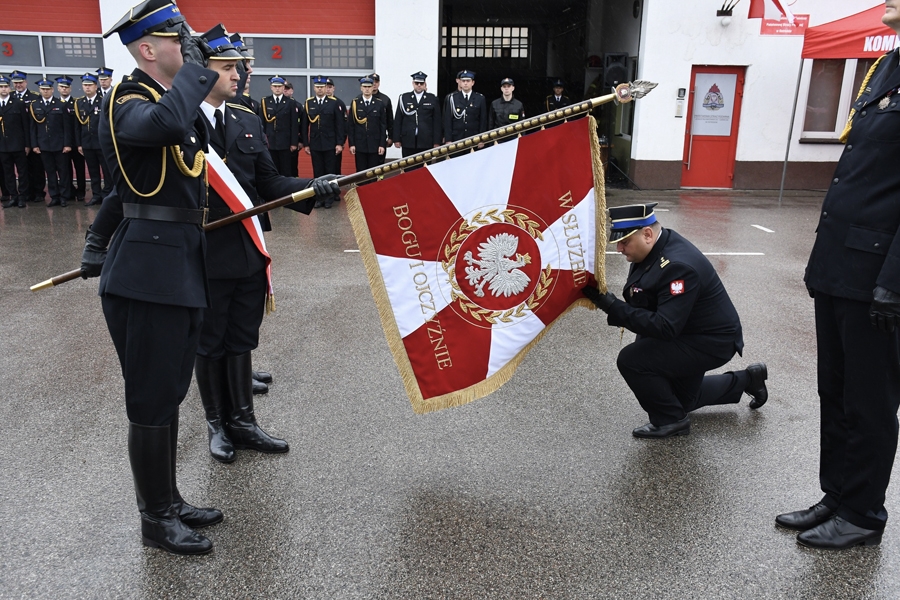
(582, 286, 618, 311)
(870, 286, 900, 332)
(179, 24, 209, 68)
(80, 227, 110, 279)
(309, 174, 341, 203)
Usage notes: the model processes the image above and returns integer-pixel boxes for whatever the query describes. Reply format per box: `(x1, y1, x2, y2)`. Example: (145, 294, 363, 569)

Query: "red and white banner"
(347, 119, 606, 413)
(205, 150, 274, 307)
(748, 0, 795, 24)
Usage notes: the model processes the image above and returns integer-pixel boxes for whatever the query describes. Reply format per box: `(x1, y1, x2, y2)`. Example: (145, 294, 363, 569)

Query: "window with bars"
(310, 38, 374, 70)
(441, 26, 529, 59)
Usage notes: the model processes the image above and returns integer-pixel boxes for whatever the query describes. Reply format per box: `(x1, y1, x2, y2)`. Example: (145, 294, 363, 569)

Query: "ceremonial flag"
(748, 0, 795, 24)
(346, 118, 607, 414)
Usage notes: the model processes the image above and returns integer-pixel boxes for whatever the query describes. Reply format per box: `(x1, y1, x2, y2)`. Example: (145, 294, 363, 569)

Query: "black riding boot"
(224, 352, 289, 453)
(127, 422, 212, 555)
(195, 355, 236, 463)
(169, 411, 224, 528)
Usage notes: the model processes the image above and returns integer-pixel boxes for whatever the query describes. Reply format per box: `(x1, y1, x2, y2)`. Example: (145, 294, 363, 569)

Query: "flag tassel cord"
(30, 80, 657, 292)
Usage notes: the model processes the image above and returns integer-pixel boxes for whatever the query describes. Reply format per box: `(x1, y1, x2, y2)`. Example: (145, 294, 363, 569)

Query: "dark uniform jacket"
(302, 95, 346, 151)
(489, 97, 525, 129)
(0, 96, 31, 152)
(259, 95, 299, 151)
(806, 48, 900, 303)
(97, 65, 217, 308)
(205, 102, 314, 280)
(238, 93, 259, 113)
(29, 97, 73, 152)
(73, 94, 103, 150)
(373, 90, 393, 141)
(545, 94, 572, 112)
(606, 228, 744, 358)
(347, 95, 388, 153)
(443, 90, 488, 142)
(394, 90, 441, 148)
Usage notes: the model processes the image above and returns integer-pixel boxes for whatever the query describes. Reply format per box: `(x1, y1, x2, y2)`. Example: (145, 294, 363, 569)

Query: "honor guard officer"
(776, 1, 900, 551)
(583, 203, 768, 438)
(192, 25, 339, 463)
(393, 71, 442, 158)
(303, 75, 345, 206)
(367, 73, 393, 163)
(443, 70, 487, 144)
(56, 76, 87, 202)
(259, 75, 300, 177)
(10, 70, 45, 202)
(74, 73, 111, 205)
(96, 67, 114, 98)
(545, 78, 571, 112)
(348, 76, 388, 172)
(0, 76, 31, 208)
(282, 81, 304, 177)
(489, 77, 525, 132)
(81, 0, 223, 555)
(30, 76, 74, 207)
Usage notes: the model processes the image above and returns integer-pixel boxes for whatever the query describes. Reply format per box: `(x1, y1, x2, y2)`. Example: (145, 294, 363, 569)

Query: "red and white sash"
(205, 149, 275, 311)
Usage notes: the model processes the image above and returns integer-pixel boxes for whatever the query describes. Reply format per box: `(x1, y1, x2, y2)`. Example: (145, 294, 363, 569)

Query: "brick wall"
(179, 0, 376, 35)
(2, 0, 102, 33)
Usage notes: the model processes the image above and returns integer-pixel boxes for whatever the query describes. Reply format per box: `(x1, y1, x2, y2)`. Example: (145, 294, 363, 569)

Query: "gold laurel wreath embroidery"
(441, 211, 553, 324)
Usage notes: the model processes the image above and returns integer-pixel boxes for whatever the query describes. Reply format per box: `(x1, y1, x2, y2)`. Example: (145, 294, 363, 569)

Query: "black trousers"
(268, 149, 294, 178)
(102, 294, 203, 426)
(815, 292, 900, 530)
(40, 150, 73, 201)
(617, 336, 746, 426)
(0, 150, 29, 200)
(290, 148, 300, 177)
(82, 148, 106, 200)
(197, 269, 267, 359)
(27, 150, 45, 200)
(68, 148, 85, 199)
(354, 151, 382, 172)
(310, 149, 333, 179)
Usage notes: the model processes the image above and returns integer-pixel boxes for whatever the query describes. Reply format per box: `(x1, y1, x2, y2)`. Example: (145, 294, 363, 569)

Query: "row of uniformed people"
(0, 68, 115, 208)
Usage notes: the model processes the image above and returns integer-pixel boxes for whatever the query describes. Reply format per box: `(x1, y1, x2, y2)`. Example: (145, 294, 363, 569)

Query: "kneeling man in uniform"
(584, 203, 768, 438)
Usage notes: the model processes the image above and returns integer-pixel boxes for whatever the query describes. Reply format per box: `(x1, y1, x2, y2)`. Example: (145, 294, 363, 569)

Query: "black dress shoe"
(252, 379, 268, 395)
(47, 198, 60, 207)
(59, 199, 68, 207)
(745, 363, 768, 409)
(797, 516, 882, 549)
(17, 198, 25, 208)
(314, 199, 323, 208)
(1, 197, 12, 208)
(775, 502, 834, 531)
(632, 416, 690, 438)
(252, 370, 273, 384)
(85, 197, 102, 206)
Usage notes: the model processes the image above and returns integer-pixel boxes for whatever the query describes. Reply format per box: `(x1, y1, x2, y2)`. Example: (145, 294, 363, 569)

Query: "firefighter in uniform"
(368, 73, 392, 164)
(583, 203, 768, 438)
(488, 77, 525, 131)
(30, 76, 74, 207)
(303, 75, 345, 206)
(324, 77, 347, 177)
(776, 6, 900, 549)
(11, 71, 45, 202)
(79, 0, 223, 555)
(545, 78, 571, 112)
(348, 76, 388, 172)
(96, 67, 114, 98)
(443, 70, 487, 143)
(0, 75, 31, 208)
(393, 71, 441, 158)
(56, 76, 86, 201)
(74, 73, 111, 205)
(259, 75, 299, 177)
(192, 26, 339, 463)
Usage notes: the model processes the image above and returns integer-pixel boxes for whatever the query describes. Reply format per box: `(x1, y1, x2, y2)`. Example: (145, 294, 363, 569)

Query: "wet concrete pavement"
(1, 189, 898, 599)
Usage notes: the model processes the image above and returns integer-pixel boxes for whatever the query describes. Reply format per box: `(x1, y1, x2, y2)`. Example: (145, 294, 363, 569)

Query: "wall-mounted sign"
(760, 14, 809, 36)
(691, 74, 737, 137)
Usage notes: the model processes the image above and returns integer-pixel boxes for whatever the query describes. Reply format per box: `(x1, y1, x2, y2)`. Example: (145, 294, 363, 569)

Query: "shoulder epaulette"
(226, 102, 255, 114)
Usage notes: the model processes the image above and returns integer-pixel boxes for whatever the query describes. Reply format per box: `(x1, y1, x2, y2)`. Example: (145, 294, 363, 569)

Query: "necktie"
(214, 109, 226, 153)
(464, 94, 469, 102)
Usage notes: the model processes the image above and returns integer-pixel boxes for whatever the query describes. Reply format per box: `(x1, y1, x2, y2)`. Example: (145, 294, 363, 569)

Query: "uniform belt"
(123, 203, 207, 225)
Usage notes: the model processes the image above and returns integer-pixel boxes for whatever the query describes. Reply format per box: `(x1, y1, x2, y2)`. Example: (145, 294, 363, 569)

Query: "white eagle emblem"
(463, 233, 532, 298)
(670, 280, 685, 295)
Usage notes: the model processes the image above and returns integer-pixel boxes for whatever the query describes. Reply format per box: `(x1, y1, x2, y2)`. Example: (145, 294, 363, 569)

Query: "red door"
(681, 66, 745, 188)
